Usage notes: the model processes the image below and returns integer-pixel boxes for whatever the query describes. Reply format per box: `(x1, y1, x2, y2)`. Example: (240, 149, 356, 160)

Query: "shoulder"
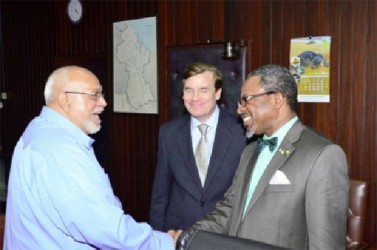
(219, 108, 238, 121)
(287, 120, 333, 147)
(23, 117, 78, 154)
(293, 125, 346, 159)
(159, 114, 190, 133)
(218, 108, 245, 133)
(300, 126, 334, 147)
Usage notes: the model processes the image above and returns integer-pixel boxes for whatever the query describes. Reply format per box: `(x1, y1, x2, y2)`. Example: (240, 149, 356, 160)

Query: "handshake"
(167, 229, 183, 246)
(167, 228, 201, 250)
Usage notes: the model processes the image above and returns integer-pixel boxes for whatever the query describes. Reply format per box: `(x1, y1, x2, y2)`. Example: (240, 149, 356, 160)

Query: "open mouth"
(92, 114, 101, 123)
(241, 114, 253, 129)
(241, 113, 252, 123)
(92, 110, 103, 123)
(243, 116, 251, 122)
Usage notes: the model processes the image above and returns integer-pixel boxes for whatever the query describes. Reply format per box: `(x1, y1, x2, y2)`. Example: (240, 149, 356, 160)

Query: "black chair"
(176, 228, 290, 250)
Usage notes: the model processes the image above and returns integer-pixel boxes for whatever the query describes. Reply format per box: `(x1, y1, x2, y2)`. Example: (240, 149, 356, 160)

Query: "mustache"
(93, 109, 104, 114)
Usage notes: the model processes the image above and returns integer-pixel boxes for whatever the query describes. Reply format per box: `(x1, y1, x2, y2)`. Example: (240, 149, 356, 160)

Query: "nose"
(98, 95, 107, 107)
(191, 90, 200, 101)
(237, 102, 245, 115)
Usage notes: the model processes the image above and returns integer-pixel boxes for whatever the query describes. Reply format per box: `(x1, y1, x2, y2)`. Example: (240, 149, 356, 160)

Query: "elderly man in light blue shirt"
(4, 66, 174, 249)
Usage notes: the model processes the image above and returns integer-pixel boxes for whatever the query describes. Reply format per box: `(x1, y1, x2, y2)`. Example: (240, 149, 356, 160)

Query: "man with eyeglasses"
(4, 66, 174, 249)
(175, 64, 349, 249)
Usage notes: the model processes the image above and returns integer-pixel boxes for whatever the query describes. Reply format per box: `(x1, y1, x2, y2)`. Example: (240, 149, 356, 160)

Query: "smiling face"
(182, 71, 222, 123)
(64, 70, 107, 134)
(68, 93, 106, 134)
(48, 67, 107, 135)
(237, 76, 278, 136)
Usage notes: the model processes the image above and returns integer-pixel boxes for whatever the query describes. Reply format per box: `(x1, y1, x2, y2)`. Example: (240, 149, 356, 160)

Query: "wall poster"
(289, 36, 331, 103)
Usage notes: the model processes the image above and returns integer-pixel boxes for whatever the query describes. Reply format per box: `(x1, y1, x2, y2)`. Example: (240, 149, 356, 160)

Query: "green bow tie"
(257, 137, 278, 153)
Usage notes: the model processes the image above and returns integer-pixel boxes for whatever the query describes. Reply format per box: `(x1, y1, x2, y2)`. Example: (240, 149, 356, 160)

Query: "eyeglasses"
(239, 91, 275, 106)
(65, 91, 105, 101)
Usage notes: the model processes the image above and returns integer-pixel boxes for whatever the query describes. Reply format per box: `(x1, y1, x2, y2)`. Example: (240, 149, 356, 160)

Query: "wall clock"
(67, 0, 83, 24)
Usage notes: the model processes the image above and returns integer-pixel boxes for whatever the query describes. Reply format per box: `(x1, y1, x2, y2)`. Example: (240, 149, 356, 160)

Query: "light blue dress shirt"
(4, 106, 173, 250)
(242, 116, 298, 217)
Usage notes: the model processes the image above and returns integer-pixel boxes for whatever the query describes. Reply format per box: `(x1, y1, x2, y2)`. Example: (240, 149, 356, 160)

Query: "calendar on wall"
(289, 36, 331, 103)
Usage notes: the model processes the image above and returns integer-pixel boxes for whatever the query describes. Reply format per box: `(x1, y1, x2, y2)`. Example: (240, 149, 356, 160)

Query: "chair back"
(347, 179, 368, 249)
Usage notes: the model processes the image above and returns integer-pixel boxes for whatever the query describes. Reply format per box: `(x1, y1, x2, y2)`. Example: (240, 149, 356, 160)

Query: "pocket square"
(269, 170, 291, 185)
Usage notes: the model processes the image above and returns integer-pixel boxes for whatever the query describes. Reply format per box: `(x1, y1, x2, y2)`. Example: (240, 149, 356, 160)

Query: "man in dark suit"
(150, 62, 247, 231)
(180, 64, 349, 249)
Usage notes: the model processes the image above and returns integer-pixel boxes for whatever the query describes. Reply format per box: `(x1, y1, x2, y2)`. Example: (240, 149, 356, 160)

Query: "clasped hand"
(168, 229, 183, 246)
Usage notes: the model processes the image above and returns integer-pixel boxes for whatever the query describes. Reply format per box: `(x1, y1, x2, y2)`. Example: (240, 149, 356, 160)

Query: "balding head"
(43, 65, 107, 134)
(44, 66, 97, 105)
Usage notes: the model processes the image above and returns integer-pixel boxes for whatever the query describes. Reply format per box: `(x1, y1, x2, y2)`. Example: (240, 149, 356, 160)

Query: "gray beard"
(86, 122, 101, 134)
(246, 129, 254, 139)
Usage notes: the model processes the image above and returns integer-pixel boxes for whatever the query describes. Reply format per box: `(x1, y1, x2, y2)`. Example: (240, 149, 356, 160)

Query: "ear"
(215, 88, 222, 101)
(273, 92, 285, 109)
(58, 92, 70, 113)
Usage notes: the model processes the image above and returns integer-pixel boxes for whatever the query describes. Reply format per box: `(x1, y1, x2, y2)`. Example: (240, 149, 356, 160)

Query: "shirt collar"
(40, 106, 94, 149)
(190, 105, 220, 130)
(264, 116, 298, 148)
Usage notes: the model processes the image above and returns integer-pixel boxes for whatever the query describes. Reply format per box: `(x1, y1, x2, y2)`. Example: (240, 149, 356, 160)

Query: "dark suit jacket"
(193, 120, 349, 250)
(150, 108, 247, 231)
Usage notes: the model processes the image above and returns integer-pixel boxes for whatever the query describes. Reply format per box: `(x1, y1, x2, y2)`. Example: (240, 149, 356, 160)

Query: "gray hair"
(44, 66, 70, 104)
(247, 64, 298, 112)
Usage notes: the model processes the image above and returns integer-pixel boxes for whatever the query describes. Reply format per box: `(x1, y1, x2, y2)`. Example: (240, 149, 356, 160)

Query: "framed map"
(113, 16, 158, 113)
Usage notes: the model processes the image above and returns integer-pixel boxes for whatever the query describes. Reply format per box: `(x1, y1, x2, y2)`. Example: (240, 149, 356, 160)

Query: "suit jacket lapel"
(177, 117, 203, 189)
(203, 111, 232, 190)
(234, 146, 259, 225)
(242, 120, 303, 218)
